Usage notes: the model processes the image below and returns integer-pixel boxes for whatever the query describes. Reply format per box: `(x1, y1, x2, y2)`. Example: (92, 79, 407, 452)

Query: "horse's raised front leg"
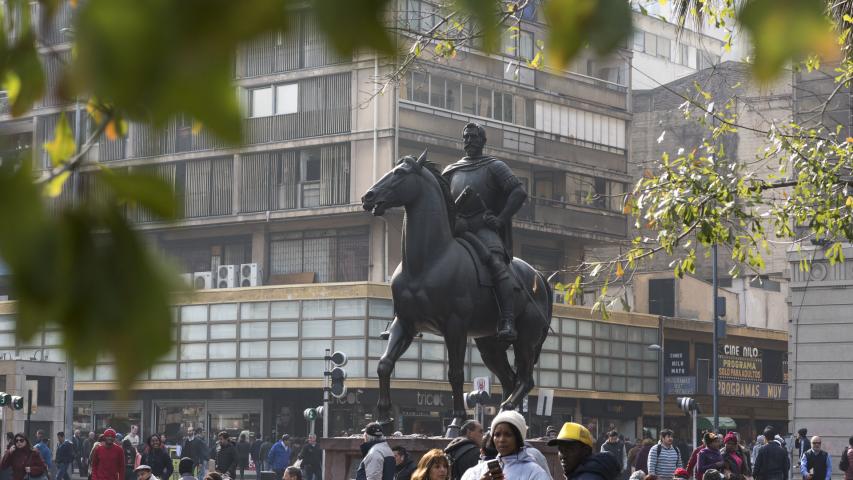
(503, 341, 536, 411)
(377, 317, 414, 422)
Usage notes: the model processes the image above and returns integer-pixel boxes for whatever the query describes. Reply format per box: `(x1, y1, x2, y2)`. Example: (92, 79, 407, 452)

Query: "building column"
(232, 153, 241, 215)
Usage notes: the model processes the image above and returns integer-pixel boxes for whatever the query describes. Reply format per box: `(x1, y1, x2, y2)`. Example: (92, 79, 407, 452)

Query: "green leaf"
(311, 0, 395, 56)
(5, 32, 46, 117)
(44, 113, 76, 167)
(45, 171, 71, 198)
(738, 0, 835, 81)
(543, 0, 632, 69)
(97, 168, 177, 219)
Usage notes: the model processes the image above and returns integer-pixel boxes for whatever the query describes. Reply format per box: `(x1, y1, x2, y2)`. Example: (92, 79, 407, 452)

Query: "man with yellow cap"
(548, 423, 620, 480)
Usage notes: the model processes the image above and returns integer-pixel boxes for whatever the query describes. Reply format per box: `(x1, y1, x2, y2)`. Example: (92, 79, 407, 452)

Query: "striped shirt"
(648, 443, 683, 480)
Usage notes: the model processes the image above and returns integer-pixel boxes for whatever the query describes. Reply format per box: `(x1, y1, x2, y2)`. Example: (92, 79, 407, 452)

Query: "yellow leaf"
(615, 262, 625, 278)
(105, 120, 118, 141)
(658, 0, 667, 5)
(192, 120, 203, 135)
(846, 196, 853, 208)
(846, 137, 853, 143)
(43, 113, 76, 167)
(45, 171, 71, 198)
(3, 72, 21, 104)
(70, 0, 78, 7)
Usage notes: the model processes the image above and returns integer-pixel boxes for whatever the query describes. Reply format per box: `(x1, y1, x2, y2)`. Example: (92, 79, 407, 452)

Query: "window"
(275, 84, 298, 114)
(445, 80, 460, 111)
(430, 76, 445, 108)
(25, 376, 54, 406)
(300, 149, 321, 208)
(520, 30, 534, 60)
(679, 44, 690, 66)
(648, 278, 675, 316)
(656, 36, 671, 59)
(269, 227, 369, 282)
(633, 31, 645, 51)
(250, 87, 273, 117)
(461, 84, 476, 115)
(644, 32, 656, 54)
(477, 87, 492, 118)
(412, 72, 429, 104)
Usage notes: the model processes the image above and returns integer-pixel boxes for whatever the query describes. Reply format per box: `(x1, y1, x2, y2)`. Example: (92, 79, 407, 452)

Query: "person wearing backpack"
(443, 421, 483, 480)
(647, 430, 683, 480)
(840, 436, 853, 480)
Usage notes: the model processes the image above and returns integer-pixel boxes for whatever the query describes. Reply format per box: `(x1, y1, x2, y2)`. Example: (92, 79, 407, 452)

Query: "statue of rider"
(443, 122, 528, 342)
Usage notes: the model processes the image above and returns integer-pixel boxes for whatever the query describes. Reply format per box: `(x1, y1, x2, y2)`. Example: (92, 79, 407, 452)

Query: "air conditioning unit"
(217, 265, 236, 288)
(193, 272, 213, 290)
(240, 263, 259, 287)
(179, 273, 193, 288)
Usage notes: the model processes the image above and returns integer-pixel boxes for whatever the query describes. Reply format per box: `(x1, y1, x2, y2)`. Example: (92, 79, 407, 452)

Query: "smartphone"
(487, 459, 502, 474)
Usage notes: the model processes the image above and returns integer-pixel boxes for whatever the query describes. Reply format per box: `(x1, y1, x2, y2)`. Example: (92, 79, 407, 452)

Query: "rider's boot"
(490, 257, 518, 342)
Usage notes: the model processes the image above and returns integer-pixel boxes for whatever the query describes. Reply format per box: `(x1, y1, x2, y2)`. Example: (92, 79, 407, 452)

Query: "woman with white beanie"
(471, 410, 550, 480)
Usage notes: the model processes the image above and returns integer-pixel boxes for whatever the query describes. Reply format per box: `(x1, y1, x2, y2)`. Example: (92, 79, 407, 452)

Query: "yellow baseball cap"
(548, 422, 594, 449)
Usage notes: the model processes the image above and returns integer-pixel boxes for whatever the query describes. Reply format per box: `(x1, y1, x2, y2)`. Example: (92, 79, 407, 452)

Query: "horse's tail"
(532, 270, 553, 367)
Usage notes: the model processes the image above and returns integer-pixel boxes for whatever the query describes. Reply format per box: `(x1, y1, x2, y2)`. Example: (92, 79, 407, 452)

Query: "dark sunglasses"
(14, 439, 25, 443)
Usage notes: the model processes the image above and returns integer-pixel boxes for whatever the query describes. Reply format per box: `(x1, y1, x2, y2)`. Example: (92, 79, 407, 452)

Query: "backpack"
(840, 447, 849, 472)
(447, 442, 478, 479)
(654, 443, 681, 470)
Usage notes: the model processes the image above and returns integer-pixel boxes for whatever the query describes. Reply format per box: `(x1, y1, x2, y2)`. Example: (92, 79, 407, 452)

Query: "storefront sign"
(719, 343, 763, 381)
(715, 380, 787, 400)
(665, 376, 696, 395)
(665, 340, 690, 376)
(416, 391, 446, 407)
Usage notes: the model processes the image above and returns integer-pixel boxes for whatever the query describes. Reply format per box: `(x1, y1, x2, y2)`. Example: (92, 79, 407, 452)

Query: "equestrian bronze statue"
(361, 122, 552, 428)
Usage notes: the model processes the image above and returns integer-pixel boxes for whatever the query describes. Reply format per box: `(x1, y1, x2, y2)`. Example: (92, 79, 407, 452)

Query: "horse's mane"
(413, 157, 456, 231)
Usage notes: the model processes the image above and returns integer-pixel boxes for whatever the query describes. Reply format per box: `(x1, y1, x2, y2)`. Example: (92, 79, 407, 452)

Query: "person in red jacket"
(91, 429, 126, 480)
(0, 433, 48, 480)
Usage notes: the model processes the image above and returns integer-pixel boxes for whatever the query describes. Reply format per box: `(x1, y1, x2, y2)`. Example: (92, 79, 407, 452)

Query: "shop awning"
(698, 416, 737, 431)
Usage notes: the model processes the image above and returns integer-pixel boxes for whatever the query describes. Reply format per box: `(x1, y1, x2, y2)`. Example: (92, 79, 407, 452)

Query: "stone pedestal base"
(320, 437, 561, 479)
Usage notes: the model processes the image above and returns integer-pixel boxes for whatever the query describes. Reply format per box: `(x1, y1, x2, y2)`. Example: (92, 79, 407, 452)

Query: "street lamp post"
(648, 343, 664, 433)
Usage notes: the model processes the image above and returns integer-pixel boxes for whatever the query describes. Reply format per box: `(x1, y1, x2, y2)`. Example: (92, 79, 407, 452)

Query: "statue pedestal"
(320, 437, 561, 479)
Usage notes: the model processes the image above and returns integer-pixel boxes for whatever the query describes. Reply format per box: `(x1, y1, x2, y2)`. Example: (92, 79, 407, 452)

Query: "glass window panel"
(210, 323, 236, 340)
(595, 323, 610, 338)
(628, 343, 643, 359)
(611, 341, 627, 358)
(269, 360, 298, 377)
(181, 344, 207, 360)
(368, 359, 379, 378)
(180, 362, 206, 379)
(44, 331, 62, 346)
(368, 339, 386, 357)
(578, 320, 593, 337)
(302, 320, 332, 338)
(240, 322, 268, 339)
(579, 339, 593, 354)
(209, 362, 237, 378)
(395, 360, 418, 379)
(270, 321, 298, 338)
(562, 337, 577, 353)
(150, 364, 175, 380)
(542, 336, 559, 350)
(250, 87, 273, 117)
(0, 315, 14, 331)
(657, 37, 671, 59)
(343, 359, 365, 377)
(301, 359, 325, 377)
(445, 80, 460, 111)
(368, 299, 393, 318)
(643, 361, 657, 377)
(628, 327, 643, 343)
(493, 93, 503, 121)
(422, 333, 442, 342)
(422, 362, 444, 380)
(611, 359, 626, 375)
(412, 72, 429, 104)
(334, 339, 365, 357)
(301, 340, 328, 358)
(643, 328, 658, 344)
(595, 357, 610, 374)
(335, 299, 366, 317)
(578, 356, 593, 372)
(240, 361, 268, 378)
(595, 340, 610, 356)
(0, 333, 14, 347)
(633, 31, 645, 51)
(271, 301, 300, 319)
(595, 375, 610, 390)
(210, 303, 238, 321)
(642, 378, 657, 393)
(644, 348, 659, 361)
(181, 305, 207, 323)
(401, 343, 418, 359)
(540, 371, 559, 387)
(612, 324, 627, 341)
(628, 361, 642, 377)
(471, 348, 485, 365)
(461, 84, 476, 114)
(209, 342, 237, 359)
(520, 31, 534, 60)
(561, 354, 577, 370)
(422, 343, 444, 361)
(578, 373, 593, 390)
(270, 340, 298, 356)
(503, 94, 513, 123)
(644, 32, 656, 54)
(275, 83, 298, 114)
(429, 77, 444, 108)
(240, 341, 268, 358)
(181, 325, 207, 342)
(240, 302, 268, 320)
(628, 377, 643, 392)
(561, 372, 576, 389)
(539, 353, 559, 369)
(303, 300, 333, 319)
(95, 364, 115, 381)
(335, 319, 364, 336)
(611, 376, 626, 392)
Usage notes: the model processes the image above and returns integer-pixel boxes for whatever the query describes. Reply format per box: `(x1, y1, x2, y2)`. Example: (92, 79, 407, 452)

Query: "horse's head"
(362, 150, 429, 216)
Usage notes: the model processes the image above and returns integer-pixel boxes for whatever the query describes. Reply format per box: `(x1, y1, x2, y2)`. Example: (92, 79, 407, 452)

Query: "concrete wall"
(0, 361, 67, 446)
(632, 272, 739, 323)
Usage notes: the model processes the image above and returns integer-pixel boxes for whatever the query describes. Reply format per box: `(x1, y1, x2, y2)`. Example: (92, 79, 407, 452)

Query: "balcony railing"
(517, 196, 627, 238)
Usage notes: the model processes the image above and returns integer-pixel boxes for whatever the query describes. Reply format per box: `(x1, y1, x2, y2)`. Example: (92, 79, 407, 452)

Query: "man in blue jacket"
(266, 434, 292, 480)
(55, 432, 75, 480)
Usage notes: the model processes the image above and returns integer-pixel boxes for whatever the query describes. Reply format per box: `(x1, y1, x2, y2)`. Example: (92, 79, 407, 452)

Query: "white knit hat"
(490, 410, 528, 440)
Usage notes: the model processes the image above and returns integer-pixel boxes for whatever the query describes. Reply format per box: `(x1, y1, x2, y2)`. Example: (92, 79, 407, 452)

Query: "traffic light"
(677, 397, 699, 415)
(0, 392, 10, 407)
(304, 408, 318, 422)
(327, 350, 348, 399)
(11, 396, 23, 410)
(464, 390, 490, 409)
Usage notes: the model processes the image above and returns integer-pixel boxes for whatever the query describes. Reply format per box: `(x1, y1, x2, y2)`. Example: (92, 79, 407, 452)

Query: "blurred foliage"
(0, 0, 850, 387)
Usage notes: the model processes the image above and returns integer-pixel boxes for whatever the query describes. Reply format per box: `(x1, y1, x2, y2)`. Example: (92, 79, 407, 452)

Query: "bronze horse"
(361, 152, 552, 426)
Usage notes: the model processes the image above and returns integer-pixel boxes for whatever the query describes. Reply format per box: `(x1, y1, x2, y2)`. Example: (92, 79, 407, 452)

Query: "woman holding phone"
(479, 411, 550, 480)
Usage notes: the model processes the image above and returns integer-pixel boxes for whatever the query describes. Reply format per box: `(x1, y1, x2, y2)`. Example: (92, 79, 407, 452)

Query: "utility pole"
(658, 316, 665, 431)
(25, 389, 32, 441)
(712, 244, 719, 432)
